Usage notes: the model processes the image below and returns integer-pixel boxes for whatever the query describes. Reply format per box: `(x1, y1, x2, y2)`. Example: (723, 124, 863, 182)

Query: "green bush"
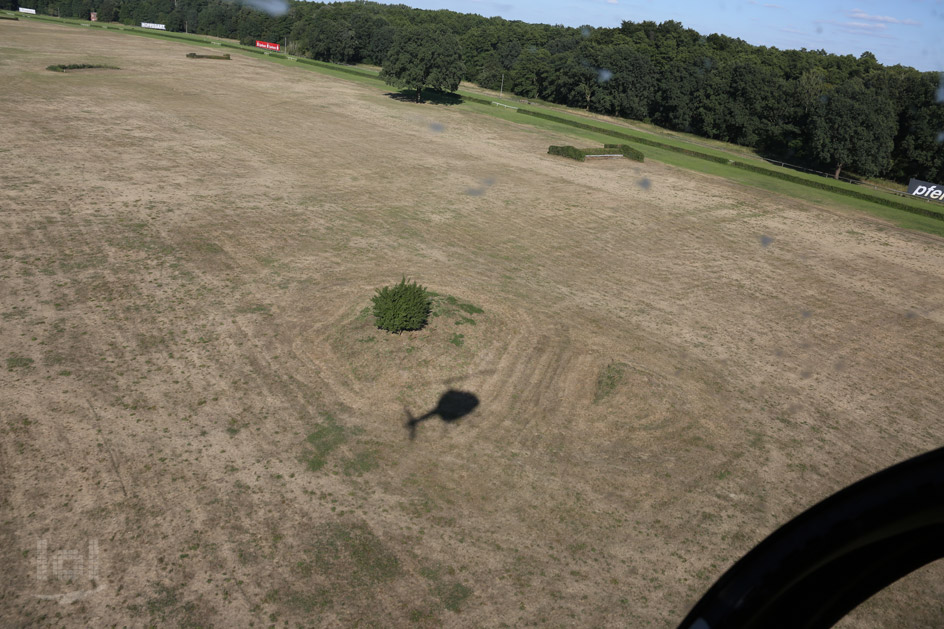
(371, 278, 432, 334)
(548, 145, 586, 161)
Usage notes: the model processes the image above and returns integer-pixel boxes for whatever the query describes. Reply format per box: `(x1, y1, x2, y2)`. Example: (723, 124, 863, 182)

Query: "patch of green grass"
(7, 354, 34, 371)
(457, 302, 484, 315)
(303, 413, 349, 471)
(281, 588, 332, 612)
(409, 607, 438, 622)
(236, 303, 271, 315)
(418, 562, 472, 612)
(308, 521, 401, 585)
(134, 582, 201, 624)
(594, 362, 626, 403)
(434, 581, 472, 612)
(449, 333, 465, 347)
(430, 293, 484, 329)
(341, 448, 379, 476)
(185, 239, 223, 254)
(1, 307, 29, 320)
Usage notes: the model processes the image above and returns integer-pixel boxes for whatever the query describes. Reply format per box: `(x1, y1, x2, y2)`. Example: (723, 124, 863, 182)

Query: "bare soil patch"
(1, 20, 943, 627)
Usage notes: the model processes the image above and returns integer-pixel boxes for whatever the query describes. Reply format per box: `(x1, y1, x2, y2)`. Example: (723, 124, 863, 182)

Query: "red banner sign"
(255, 40, 280, 51)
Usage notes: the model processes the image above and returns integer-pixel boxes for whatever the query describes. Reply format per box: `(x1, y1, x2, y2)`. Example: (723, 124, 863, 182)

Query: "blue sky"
(329, 0, 944, 72)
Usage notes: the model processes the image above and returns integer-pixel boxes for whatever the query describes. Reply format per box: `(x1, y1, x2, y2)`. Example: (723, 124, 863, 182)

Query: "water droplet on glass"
(760, 235, 774, 247)
(465, 178, 496, 196)
(638, 178, 651, 190)
(240, 0, 289, 16)
(429, 122, 445, 133)
(598, 68, 613, 83)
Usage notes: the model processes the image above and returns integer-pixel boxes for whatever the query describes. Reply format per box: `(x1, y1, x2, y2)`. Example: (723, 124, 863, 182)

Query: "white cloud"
(847, 9, 919, 26)
(843, 21, 886, 30)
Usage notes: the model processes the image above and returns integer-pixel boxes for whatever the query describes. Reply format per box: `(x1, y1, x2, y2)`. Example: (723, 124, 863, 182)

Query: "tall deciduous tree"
(380, 25, 464, 102)
(812, 78, 896, 179)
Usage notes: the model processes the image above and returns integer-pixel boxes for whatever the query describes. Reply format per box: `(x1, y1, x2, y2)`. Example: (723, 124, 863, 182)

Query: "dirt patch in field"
(1, 19, 943, 628)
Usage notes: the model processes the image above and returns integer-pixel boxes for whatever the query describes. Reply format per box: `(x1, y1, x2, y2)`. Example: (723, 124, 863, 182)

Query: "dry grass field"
(2, 19, 944, 628)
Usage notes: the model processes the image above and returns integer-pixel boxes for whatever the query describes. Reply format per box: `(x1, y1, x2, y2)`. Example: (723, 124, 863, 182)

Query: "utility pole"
(500, 73, 504, 98)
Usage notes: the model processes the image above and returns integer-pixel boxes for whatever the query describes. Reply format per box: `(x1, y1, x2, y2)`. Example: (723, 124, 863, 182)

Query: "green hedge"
(186, 52, 230, 59)
(581, 148, 624, 156)
(46, 63, 118, 72)
(548, 145, 586, 161)
(604, 144, 645, 162)
(460, 94, 494, 106)
(549, 145, 649, 163)
(731, 161, 944, 221)
(549, 145, 647, 163)
(519, 108, 727, 163)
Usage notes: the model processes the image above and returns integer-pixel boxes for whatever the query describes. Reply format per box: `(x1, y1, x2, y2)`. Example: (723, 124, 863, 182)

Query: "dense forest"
(6, 0, 943, 182)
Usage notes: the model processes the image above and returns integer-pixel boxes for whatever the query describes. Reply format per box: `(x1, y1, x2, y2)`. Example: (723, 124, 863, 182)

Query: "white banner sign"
(141, 22, 166, 30)
(19, 7, 37, 14)
(908, 178, 944, 202)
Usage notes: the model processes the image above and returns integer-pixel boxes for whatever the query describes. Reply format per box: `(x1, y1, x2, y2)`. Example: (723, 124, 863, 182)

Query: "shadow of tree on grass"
(385, 88, 463, 105)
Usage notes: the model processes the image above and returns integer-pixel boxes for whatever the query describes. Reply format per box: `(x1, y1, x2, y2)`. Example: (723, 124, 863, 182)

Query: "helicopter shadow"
(405, 389, 480, 440)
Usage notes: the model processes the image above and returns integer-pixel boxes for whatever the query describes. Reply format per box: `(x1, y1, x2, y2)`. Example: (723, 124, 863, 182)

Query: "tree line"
(7, 0, 942, 182)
